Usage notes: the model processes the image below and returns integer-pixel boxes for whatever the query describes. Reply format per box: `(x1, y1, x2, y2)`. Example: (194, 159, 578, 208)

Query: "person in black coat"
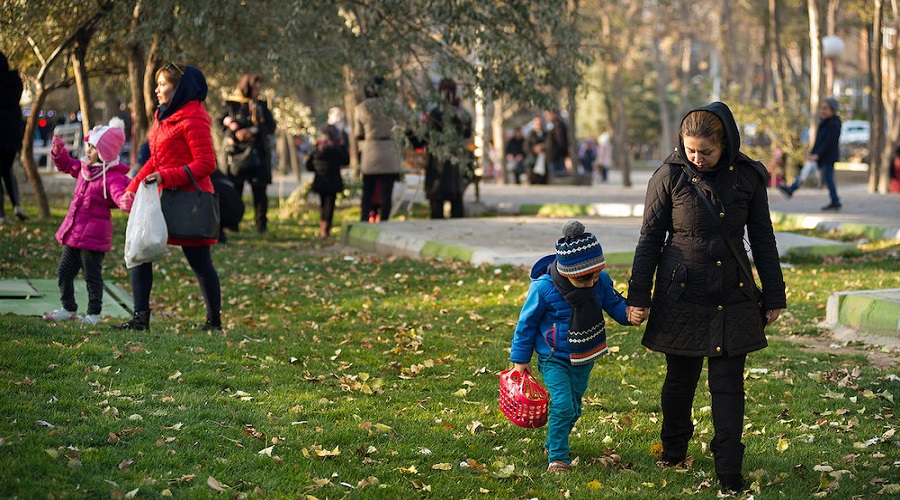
(776, 97, 842, 210)
(217, 74, 277, 233)
(0, 51, 27, 223)
(626, 102, 786, 494)
(306, 125, 349, 239)
(415, 78, 473, 219)
(504, 127, 526, 184)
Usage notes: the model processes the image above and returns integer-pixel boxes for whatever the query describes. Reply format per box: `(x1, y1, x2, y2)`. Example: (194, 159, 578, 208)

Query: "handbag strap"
(180, 166, 202, 192)
(681, 167, 762, 296)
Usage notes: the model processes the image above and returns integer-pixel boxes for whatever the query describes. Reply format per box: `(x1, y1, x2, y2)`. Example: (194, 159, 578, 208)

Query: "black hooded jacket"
(0, 54, 24, 151)
(627, 102, 787, 357)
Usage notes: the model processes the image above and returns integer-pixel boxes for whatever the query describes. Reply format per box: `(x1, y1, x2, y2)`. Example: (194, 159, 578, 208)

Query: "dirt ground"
(779, 332, 899, 370)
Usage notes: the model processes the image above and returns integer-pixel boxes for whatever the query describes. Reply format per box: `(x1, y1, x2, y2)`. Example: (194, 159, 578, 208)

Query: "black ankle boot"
(201, 316, 222, 331)
(112, 310, 150, 331)
(718, 474, 744, 492)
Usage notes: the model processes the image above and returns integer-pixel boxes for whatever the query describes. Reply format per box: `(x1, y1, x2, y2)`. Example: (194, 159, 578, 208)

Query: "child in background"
(306, 124, 349, 240)
(43, 118, 131, 324)
(508, 220, 643, 473)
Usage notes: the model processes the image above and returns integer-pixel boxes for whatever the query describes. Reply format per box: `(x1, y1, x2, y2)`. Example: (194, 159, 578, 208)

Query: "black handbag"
(160, 166, 220, 240)
(683, 167, 768, 324)
(224, 141, 260, 178)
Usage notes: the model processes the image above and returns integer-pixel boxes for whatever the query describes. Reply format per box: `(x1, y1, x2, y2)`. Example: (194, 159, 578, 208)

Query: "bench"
(33, 123, 83, 171)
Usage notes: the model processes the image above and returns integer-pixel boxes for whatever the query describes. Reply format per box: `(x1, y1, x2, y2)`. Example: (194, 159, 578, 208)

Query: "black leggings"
(319, 193, 337, 225)
(130, 245, 221, 319)
(57, 245, 105, 314)
(0, 148, 21, 215)
(229, 175, 269, 232)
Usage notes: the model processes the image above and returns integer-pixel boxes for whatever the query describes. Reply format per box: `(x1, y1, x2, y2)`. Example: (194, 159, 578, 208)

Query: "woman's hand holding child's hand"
(626, 306, 648, 326)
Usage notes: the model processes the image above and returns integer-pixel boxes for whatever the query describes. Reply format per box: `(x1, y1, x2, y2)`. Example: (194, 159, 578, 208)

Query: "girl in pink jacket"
(43, 118, 131, 324)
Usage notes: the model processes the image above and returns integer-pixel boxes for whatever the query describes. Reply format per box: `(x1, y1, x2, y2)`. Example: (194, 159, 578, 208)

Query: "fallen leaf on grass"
(207, 476, 227, 492)
(432, 463, 453, 470)
(777, 437, 790, 452)
(587, 480, 602, 490)
(396, 465, 418, 474)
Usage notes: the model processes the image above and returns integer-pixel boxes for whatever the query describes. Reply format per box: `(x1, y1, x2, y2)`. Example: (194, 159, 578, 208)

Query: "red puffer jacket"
(128, 100, 217, 246)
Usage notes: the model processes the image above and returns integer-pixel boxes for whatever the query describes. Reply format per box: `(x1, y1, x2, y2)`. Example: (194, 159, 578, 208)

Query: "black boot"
(201, 315, 222, 331)
(112, 310, 150, 331)
(718, 474, 744, 493)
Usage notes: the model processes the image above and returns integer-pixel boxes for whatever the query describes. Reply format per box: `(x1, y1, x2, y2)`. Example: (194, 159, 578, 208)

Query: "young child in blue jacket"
(509, 220, 642, 473)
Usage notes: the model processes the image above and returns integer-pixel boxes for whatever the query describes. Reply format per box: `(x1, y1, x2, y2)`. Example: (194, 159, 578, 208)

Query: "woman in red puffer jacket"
(114, 62, 222, 332)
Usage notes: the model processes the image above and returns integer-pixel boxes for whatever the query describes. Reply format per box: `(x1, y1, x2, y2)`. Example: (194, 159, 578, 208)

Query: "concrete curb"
(826, 289, 900, 348)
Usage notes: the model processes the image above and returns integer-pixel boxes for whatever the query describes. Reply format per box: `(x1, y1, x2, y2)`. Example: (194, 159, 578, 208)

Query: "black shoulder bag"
(160, 166, 220, 240)
(683, 167, 768, 323)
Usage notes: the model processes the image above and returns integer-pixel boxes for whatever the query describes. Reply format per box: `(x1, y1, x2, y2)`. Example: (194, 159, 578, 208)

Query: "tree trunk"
(607, 66, 632, 187)
(769, 0, 786, 105)
(491, 96, 507, 184)
(653, 39, 673, 157)
(808, 0, 823, 141)
(72, 29, 95, 133)
(342, 65, 358, 176)
(143, 35, 160, 126)
(870, 0, 884, 192)
(128, 0, 149, 166)
(876, 0, 900, 193)
(20, 92, 51, 218)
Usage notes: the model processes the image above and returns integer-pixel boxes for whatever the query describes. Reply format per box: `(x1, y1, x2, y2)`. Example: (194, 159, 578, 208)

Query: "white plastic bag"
(533, 153, 546, 176)
(124, 182, 169, 269)
(798, 160, 819, 187)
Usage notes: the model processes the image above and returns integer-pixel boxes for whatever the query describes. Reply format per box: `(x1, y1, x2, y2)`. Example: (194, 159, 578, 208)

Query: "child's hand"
(50, 135, 67, 158)
(513, 363, 530, 375)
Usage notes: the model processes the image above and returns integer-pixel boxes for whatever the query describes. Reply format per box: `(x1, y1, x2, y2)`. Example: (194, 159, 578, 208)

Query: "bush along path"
(0, 202, 898, 498)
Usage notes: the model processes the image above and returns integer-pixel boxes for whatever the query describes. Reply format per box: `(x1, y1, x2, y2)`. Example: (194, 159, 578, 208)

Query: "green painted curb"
(836, 293, 900, 336)
(785, 243, 857, 258)
(343, 223, 381, 251)
(771, 211, 887, 240)
(421, 241, 474, 262)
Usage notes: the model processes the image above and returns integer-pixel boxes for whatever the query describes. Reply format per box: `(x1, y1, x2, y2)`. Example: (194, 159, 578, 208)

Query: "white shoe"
(80, 314, 101, 325)
(43, 309, 77, 321)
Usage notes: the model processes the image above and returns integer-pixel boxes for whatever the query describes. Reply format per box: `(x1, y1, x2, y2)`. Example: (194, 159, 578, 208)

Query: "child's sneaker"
(43, 309, 77, 321)
(547, 460, 570, 473)
(80, 314, 101, 325)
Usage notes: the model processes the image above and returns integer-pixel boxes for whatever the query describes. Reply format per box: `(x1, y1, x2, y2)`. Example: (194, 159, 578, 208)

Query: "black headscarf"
(675, 101, 742, 173)
(157, 65, 208, 122)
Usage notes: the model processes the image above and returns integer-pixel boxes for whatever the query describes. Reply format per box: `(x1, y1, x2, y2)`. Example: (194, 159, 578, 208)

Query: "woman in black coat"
(217, 74, 276, 233)
(626, 102, 786, 493)
(0, 51, 27, 223)
(306, 125, 349, 239)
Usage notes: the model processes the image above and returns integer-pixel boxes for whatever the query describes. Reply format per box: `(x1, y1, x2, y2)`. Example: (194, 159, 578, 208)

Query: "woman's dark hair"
(680, 110, 725, 147)
(237, 74, 263, 98)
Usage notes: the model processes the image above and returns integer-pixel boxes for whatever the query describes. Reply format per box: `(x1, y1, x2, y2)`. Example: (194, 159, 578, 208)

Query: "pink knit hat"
(85, 117, 126, 163)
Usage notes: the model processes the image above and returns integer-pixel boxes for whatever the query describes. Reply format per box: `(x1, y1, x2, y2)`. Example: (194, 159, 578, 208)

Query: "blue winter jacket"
(509, 255, 630, 364)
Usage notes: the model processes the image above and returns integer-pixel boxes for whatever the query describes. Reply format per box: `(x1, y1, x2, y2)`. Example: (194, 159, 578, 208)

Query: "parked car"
(840, 120, 869, 144)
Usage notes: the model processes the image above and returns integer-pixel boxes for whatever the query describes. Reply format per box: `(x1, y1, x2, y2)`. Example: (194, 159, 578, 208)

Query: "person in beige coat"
(355, 77, 403, 222)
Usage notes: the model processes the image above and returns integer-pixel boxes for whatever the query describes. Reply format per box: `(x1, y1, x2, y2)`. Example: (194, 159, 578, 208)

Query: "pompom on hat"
(85, 117, 126, 163)
(555, 220, 606, 277)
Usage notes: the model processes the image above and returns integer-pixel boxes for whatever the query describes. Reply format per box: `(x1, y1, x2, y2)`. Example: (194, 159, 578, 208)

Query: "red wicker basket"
(499, 368, 548, 428)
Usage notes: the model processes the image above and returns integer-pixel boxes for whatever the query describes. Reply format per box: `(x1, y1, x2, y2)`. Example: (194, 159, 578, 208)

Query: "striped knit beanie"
(555, 220, 606, 277)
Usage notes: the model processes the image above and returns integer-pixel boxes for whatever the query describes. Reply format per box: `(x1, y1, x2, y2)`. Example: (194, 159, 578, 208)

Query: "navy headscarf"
(157, 65, 208, 122)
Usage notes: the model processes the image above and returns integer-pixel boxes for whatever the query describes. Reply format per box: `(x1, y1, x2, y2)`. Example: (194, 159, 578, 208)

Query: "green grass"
(0, 197, 898, 499)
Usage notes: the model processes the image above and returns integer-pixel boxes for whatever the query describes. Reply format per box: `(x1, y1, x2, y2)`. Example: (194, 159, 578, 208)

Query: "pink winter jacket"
(52, 151, 131, 252)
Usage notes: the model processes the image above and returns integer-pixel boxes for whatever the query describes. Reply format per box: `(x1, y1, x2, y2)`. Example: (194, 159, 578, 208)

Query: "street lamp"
(822, 35, 845, 97)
